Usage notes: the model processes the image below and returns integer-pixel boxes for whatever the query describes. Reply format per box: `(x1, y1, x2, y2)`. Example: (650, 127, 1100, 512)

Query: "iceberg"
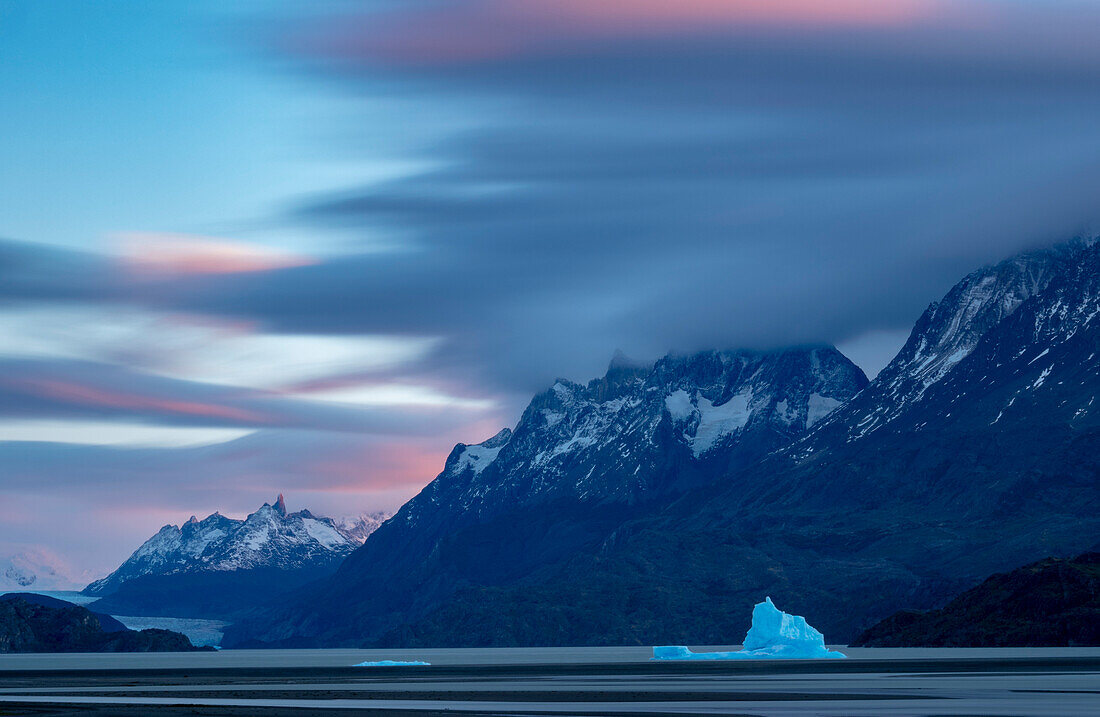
(653, 597, 846, 660)
(353, 660, 431, 667)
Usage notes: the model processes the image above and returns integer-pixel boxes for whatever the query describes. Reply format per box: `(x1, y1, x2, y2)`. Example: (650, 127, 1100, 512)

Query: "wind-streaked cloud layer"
(2, 0, 1100, 573)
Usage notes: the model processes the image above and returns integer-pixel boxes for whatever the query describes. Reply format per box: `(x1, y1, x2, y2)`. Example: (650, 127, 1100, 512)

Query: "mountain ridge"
(224, 345, 868, 646)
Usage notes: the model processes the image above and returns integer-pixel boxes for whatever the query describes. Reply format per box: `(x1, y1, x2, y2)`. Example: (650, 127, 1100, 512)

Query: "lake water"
(3, 592, 1099, 714)
(0, 647, 1097, 715)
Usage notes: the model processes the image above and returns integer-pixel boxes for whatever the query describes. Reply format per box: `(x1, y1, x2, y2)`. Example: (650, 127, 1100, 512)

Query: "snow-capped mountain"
(802, 241, 1086, 444)
(225, 346, 866, 646)
(226, 239, 1100, 649)
(86, 496, 387, 596)
(334, 512, 391, 544)
(402, 347, 866, 526)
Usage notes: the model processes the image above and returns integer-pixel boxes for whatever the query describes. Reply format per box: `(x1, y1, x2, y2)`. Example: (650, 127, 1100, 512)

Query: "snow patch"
(806, 394, 842, 428)
(456, 443, 504, 475)
(1032, 365, 1053, 389)
(541, 409, 564, 427)
(664, 389, 694, 422)
(692, 391, 752, 456)
(301, 519, 346, 549)
(243, 528, 270, 551)
(1027, 348, 1050, 365)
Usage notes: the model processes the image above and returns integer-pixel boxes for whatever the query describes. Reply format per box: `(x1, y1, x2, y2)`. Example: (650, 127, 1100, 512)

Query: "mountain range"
(221, 238, 1100, 647)
(85, 497, 388, 620)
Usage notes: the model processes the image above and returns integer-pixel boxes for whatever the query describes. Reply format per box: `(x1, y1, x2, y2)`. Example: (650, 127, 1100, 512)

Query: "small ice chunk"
(353, 660, 430, 666)
(653, 597, 846, 660)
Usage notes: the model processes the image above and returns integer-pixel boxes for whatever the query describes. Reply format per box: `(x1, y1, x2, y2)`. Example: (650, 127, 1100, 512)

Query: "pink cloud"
(296, 0, 947, 64)
(18, 378, 271, 424)
(528, 0, 939, 30)
(116, 233, 315, 277)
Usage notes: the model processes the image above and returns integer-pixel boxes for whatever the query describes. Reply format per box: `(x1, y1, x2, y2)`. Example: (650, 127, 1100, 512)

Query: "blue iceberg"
(353, 660, 431, 666)
(653, 597, 846, 660)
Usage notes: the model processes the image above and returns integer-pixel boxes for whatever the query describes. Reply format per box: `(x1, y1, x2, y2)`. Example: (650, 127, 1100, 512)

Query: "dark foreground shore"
(0, 648, 1098, 716)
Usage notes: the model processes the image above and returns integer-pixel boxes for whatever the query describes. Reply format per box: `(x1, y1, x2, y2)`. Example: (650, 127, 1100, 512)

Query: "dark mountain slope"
(853, 552, 1100, 647)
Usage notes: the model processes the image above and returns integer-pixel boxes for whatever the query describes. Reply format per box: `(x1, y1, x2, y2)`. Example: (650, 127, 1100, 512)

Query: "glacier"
(653, 597, 846, 660)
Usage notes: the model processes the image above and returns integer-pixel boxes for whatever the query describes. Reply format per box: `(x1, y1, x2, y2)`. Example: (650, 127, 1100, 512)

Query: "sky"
(2, 0, 1100, 581)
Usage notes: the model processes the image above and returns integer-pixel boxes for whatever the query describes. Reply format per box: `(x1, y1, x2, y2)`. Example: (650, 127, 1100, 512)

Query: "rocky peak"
(84, 497, 389, 596)
(480, 428, 513, 449)
(401, 345, 866, 527)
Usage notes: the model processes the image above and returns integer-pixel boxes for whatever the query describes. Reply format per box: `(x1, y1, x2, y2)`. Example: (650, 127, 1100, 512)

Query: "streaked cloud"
(0, 420, 252, 448)
(116, 232, 316, 276)
(294, 0, 949, 64)
(0, 303, 440, 390)
(0, 357, 492, 436)
(298, 382, 497, 410)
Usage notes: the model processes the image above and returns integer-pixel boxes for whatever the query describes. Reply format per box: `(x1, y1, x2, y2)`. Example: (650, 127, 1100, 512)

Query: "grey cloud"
(8, 3, 1100, 399)
(0, 357, 478, 436)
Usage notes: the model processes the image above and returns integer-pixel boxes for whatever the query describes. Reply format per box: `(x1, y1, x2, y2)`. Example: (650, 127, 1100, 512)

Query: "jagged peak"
(86, 496, 387, 595)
